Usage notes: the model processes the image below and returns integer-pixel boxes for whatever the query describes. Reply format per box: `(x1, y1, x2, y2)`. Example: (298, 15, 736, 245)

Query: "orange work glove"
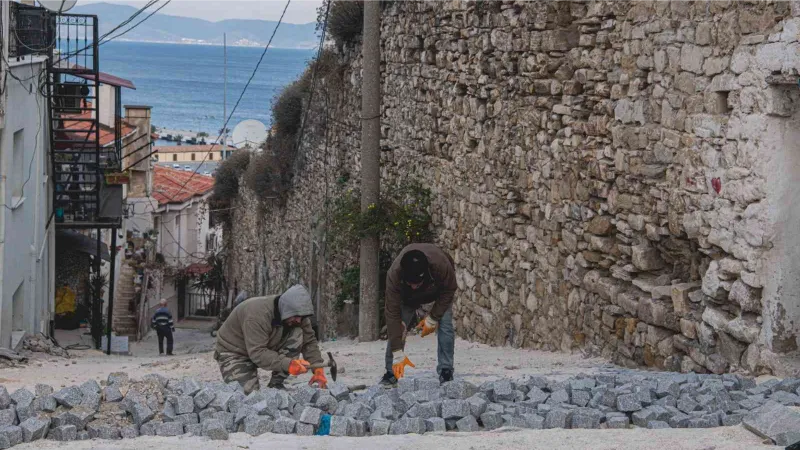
(288, 358, 310, 376)
(391, 351, 415, 379)
(416, 316, 438, 338)
(309, 367, 328, 389)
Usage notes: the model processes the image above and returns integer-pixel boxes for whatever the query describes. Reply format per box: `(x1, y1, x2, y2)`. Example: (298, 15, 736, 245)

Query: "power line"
(158, 0, 292, 205)
(99, 0, 172, 46)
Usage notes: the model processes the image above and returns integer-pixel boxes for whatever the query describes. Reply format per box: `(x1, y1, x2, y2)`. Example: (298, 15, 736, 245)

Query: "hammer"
(310, 352, 338, 381)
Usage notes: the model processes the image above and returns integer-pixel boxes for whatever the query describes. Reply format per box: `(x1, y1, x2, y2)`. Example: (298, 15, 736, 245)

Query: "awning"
(56, 230, 111, 262)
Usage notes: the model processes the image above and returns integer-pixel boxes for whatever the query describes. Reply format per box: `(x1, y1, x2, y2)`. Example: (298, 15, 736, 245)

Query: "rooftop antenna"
(231, 119, 268, 150)
(37, 0, 78, 12)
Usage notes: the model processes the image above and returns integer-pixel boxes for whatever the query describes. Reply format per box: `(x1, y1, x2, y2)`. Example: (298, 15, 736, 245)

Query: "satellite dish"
(38, 0, 78, 12)
(231, 119, 268, 149)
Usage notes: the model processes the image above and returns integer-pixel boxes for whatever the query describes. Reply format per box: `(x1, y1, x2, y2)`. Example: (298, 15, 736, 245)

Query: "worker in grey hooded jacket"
(214, 284, 326, 393)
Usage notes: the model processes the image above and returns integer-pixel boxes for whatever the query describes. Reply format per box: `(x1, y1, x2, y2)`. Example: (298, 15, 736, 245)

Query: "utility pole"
(359, 0, 380, 341)
(223, 33, 227, 152)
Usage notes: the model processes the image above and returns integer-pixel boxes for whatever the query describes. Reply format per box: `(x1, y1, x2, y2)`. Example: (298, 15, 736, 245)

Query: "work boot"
(379, 371, 397, 387)
(439, 369, 453, 383)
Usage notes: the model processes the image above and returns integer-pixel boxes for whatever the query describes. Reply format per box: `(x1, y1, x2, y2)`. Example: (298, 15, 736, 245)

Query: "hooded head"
(278, 284, 314, 321)
(400, 249, 429, 288)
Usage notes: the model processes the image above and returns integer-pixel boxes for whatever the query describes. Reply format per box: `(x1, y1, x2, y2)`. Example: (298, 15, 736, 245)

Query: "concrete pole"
(359, 0, 381, 342)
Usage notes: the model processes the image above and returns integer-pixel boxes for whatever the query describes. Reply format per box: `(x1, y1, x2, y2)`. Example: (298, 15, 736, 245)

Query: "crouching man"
(214, 284, 327, 394)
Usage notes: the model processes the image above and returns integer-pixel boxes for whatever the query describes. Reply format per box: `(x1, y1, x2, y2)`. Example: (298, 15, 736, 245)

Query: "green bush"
(272, 82, 306, 136)
(328, 1, 364, 45)
(211, 149, 251, 205)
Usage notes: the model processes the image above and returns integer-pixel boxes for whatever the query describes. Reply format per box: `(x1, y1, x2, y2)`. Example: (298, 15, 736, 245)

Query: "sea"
(99, 41, 315, 134)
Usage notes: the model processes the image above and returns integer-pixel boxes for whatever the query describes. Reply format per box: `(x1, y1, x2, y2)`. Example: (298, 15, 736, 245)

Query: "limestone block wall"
(226, 1, 800, 375)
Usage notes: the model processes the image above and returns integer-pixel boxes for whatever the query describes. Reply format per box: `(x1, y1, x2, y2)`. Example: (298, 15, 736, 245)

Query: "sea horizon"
(99, 40, 315, 135)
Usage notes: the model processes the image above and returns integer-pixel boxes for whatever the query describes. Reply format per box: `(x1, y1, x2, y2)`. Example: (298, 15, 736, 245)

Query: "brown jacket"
(385, 243, 457, 352)
(215, 295, 324, 372)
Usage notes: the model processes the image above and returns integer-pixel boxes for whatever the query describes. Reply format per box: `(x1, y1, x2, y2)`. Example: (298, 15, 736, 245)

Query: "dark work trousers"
(156, 326, 174, 355)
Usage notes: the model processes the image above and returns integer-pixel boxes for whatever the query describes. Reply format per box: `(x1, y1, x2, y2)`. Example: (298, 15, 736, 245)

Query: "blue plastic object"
(316, 414, 331, 436)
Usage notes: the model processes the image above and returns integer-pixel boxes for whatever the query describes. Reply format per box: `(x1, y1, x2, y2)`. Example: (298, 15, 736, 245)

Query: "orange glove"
(288, 358, 310, 376)
(391, 351, 415, 379)
(416, 316, 438, 338)
(309, 368, 328, 389)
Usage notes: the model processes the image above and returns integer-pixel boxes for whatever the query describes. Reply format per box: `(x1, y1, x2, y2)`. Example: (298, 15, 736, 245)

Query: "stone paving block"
(79, 391, 101, 412)
(568, 408, 602, 429)
(656, 380, 680, 399)
(771, 391, 800, 407)
(107, 372, 129, 386)
(20, 417, 49, 442)
(425, 417, 446, 433)
(296, 422, 315, 436)
(139, 422, 162, 436)
(120, 425, 139, 439)
(212, 411, 236, 432)
(294, 386, 320, 406)
(273, 417, 297, 434)
(441, 399, 470, 419)
(445, 380, 478, 400)
(0, 387, 10, 410)
(544, 408, 569, 429)
(687, 415, 719, 428)
(0, 425, 22, 447)
(722, 413, 743, 426)
(185, 424, 202, 436)
(654, 395, 677, 408)
(416, 378, 441, 391)
(647, 420, 670, 429)
(209, 391, 235, 412)
(502, 414, 527, 428)
(589, 389, 616, 409)
(327, 382, 350, 401)
(546, 389, 570, 405)
(182, 378, 202, 397)
(606, 416, 629, 429)
(300, 406, 322, 425)
(10, 389, 34, 409)
(369, 419, 391, 435)
(156, 421, 184, 436)
(76, 430, 90, 440)
(526, 387, 550, 405)
(87, 422, 121, 440)
(34, 384, 53, 397)
(398, 378, 416, 395)
(616, 393, 642, 412)
(234, 405, 256, 426)
(668, 413, 691, 428)
(743, 401, 800, 444)
(417, 401, 441, 420)
(0, 409, 16, 427)
(53, 408, 93, 431)
(142, 374, 168, 388)
(16, 404, 33, 423)
(243, 416, 273, 436)
(329, 416, 349, 436)
(571, 390, 591, 407)
(491, 380, 515, 402)
(194, 388, 216, 409)
(103, 386, 123, 403)
(520, 413, 544, 429)
(176, 413, 199, 425)
(171, 395, 195, 415)
(49, 425, 77, 442)
(456, 415, 480, 432)
(390, 417, 426, 435)
(130, 402, 154, 426)
(201, 419, 228, 440)
(349, 418, 367, 437)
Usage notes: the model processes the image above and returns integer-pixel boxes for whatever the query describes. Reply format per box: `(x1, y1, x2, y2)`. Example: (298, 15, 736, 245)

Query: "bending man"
(382, 243, 457, 385)
(214, 284, 327, 393)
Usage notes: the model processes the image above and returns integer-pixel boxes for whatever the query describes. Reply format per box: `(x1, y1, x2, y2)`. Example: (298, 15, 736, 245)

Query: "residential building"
(0, 1, 55, 347)
(150, 166, 220, 319)
(154, 144, 235, 164)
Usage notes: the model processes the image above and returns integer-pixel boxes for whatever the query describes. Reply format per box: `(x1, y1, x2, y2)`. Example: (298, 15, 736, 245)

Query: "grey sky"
(78, 0, 323, 24)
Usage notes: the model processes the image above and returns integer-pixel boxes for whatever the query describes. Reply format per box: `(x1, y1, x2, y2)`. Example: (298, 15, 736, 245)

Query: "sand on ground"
(3, 321, 778, 450)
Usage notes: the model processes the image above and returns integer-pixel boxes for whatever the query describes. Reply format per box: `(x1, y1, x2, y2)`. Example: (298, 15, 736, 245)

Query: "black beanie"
(400, 250, 428, 284)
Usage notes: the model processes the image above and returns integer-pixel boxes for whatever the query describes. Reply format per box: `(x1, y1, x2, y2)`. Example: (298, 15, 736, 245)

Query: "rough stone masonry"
(1, 371, 800, 446)
(225, 1, 800, 376)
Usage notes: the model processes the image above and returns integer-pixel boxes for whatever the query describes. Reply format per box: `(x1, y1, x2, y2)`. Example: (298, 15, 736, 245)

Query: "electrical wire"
(99, 0, 172, 46)
(156, 0, 292, 205)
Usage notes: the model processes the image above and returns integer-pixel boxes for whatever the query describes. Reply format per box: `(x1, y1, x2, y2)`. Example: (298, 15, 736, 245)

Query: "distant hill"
(72, 3, 318, 49)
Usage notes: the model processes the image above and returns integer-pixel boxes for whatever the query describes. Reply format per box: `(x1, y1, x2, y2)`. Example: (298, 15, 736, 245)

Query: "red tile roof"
(60, 110, 137, 147)
(153, 165, 215, 206)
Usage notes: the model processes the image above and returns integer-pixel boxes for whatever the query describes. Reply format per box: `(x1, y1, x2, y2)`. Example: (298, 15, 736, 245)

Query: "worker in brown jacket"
(214, 284, 327, 393)
(381, 243, 457, 385)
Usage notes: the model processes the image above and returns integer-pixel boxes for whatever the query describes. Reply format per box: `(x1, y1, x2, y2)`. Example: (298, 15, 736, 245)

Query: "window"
(191, 153, 196, 161)
(209, 153, 214, 161)
(12, 129, 24, 198)
(172, 154, 177, 162)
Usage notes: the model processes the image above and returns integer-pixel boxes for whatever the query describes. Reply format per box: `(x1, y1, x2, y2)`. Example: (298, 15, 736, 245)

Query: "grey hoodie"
(279, 284, 314, 319)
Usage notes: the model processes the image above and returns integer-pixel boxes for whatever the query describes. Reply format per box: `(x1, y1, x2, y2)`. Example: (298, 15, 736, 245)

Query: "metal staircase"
(46, 10, 120, 228)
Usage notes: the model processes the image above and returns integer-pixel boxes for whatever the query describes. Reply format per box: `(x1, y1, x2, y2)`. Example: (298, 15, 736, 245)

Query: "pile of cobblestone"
(1, 371, 799, 447)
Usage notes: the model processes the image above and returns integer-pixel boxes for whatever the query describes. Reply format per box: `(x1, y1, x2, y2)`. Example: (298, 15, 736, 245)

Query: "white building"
(151, 166, 220, 319)
(0, 1, 55, 347)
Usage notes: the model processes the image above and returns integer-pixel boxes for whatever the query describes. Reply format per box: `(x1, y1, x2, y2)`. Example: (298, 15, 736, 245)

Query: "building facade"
(154, 144, 235, 164)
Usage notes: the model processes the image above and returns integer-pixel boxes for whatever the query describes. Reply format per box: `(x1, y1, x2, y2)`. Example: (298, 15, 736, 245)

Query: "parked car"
(202, 171, 211, 176)
(184, 165, 192, 171)
(172, 164, 180, 169)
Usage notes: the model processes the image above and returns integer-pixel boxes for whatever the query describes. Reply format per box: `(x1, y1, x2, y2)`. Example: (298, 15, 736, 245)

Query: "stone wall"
(226, 1, 800, 375)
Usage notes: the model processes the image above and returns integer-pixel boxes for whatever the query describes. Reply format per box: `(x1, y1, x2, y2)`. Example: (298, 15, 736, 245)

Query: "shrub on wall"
(210, 150, 251, 223)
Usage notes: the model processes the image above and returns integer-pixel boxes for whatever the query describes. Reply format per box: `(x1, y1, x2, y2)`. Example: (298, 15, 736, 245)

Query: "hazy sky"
(79, 0, 323, 24)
